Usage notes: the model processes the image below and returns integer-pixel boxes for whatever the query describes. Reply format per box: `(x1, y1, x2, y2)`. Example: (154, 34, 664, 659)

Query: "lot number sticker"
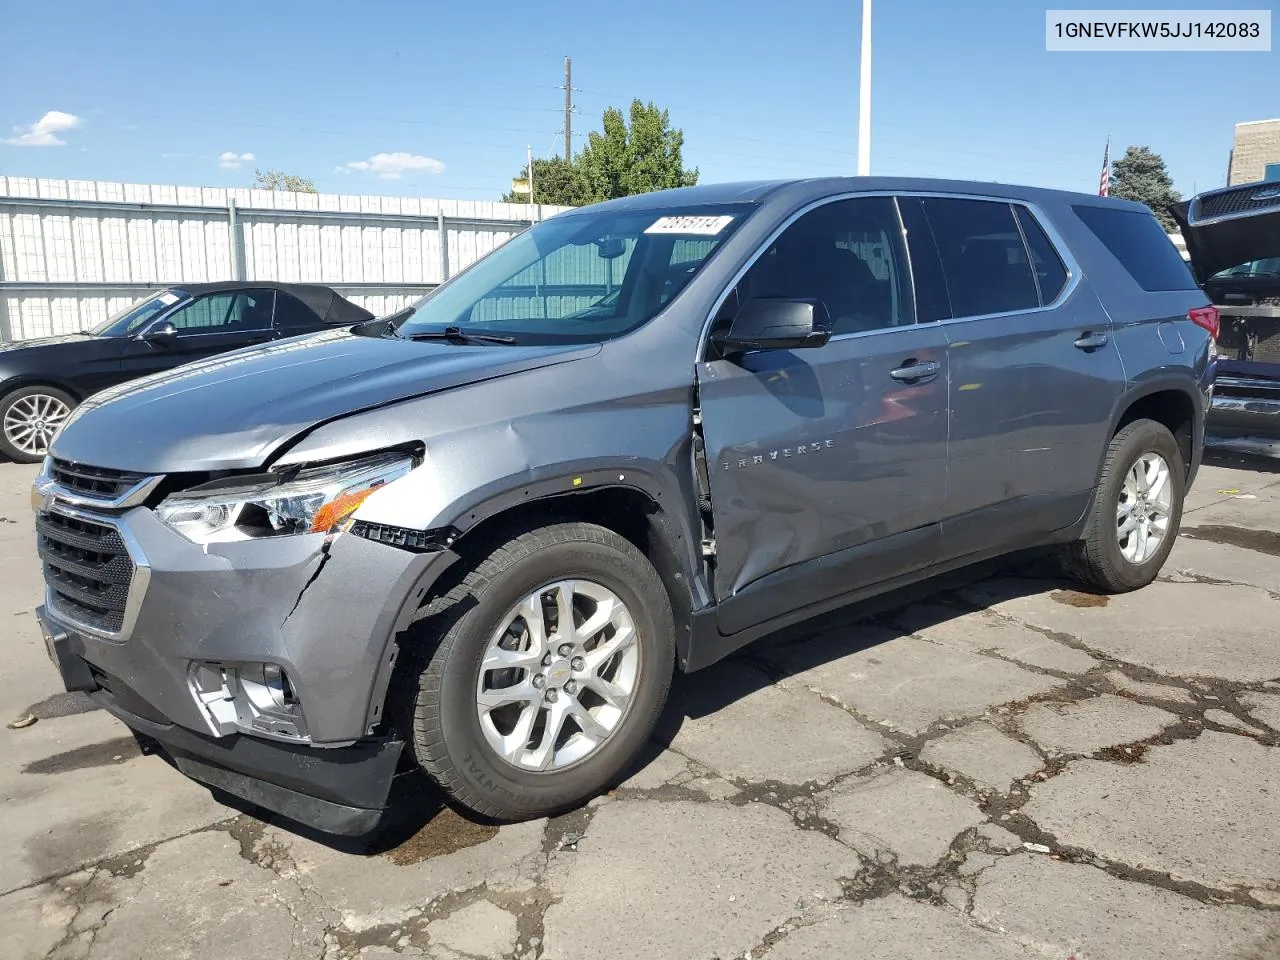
(645, 215, 735, 235)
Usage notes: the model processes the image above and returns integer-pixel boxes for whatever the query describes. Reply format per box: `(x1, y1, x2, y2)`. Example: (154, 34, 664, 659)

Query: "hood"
(0, 332, 96, 354)
(1171, 182, 1280, 285)
(51, 329, 600, 473)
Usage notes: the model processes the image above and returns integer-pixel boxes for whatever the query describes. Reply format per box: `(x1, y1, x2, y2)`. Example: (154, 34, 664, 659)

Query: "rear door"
(901, 196, 1126, 558)
(119, 290, 278, 380)
(697, 195, 950, 634)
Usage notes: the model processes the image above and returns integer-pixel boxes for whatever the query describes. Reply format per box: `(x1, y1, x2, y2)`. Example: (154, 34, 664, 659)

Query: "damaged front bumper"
(1209, 371, 1280, 437)
(35, 499, 458, 834)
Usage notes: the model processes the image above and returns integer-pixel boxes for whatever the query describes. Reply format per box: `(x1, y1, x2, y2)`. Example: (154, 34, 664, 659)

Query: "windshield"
(1211, 256, 1280, 280)
(90, 290, 185, 337)
(395, 204, 754, 344)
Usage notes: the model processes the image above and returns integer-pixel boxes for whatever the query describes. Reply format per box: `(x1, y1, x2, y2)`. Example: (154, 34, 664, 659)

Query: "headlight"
(156, 452, 413, 544)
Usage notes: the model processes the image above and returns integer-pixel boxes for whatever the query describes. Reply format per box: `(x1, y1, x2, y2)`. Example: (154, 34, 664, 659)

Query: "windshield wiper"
(404, 326, 519, 345)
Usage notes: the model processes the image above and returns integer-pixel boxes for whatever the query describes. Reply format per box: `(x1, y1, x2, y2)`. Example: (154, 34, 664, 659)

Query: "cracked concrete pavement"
(4, 443, 1280, 959)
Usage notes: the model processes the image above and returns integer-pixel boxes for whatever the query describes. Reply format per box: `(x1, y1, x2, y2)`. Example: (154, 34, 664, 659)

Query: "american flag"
(1098, 138, 1111, 197)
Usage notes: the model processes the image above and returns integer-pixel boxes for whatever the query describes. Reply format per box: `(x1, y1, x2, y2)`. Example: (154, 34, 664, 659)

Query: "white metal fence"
(0, 176, 1197, 342)
(0, 176, 572, 342)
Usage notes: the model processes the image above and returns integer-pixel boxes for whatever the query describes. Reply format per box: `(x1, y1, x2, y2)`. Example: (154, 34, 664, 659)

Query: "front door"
(119, 290, 278, 382)
(697, 196, 950, 635)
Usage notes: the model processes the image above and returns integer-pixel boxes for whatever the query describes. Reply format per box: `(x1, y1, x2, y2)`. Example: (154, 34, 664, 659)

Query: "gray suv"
(33, 178, 1214, 834)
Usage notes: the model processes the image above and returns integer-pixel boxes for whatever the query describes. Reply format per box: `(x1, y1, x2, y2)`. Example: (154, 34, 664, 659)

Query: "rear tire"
(1065, 418, 1185, 592)
(0, 385, 76, 463)
(398, 521, 674, 821)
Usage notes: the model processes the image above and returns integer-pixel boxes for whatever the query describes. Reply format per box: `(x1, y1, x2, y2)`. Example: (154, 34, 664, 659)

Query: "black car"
(1172, 182, 1280, 438)
(0, 282, 373, 462)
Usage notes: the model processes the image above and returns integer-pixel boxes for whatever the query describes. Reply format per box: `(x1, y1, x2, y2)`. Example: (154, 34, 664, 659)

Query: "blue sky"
(0, 0, 1274, 199)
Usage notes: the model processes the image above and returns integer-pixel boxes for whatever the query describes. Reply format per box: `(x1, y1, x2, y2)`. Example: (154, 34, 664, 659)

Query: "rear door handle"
(1074, 332, 1109, 351)
(889, 359, 939, 383)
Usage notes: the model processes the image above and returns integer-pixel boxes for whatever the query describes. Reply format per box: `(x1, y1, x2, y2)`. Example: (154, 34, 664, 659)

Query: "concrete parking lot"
(3, 441, 1280, 960)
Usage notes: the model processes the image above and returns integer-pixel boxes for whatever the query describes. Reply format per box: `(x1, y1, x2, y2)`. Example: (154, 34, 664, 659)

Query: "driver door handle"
(1074, 332, 1109, 351)
(889, 360, 939, 383)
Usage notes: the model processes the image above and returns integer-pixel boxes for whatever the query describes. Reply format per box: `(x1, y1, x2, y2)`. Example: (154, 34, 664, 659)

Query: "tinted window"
(1015, 206, 1069, 304)
(922, 198, 1040, 317)
(1072, 205, 1197, 292)
(274, 293, 323, 332)
(738, 196, 913, 335)
(90, 290, 182, 337)
(898, 197, 951, 322)
(167, 291, 273, 333)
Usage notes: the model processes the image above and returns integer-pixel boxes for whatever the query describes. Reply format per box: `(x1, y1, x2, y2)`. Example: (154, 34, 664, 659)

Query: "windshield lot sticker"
(645, 215, 735, 235)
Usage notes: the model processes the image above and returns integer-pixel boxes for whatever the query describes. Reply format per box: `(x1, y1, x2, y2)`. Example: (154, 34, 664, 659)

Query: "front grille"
(1258, 331, 1280, 365)
(1218, 317, 1280, 364)
(38, 511, 134, 634)
(1196, 186, 1280, 220)
(50, 459, 148, 500)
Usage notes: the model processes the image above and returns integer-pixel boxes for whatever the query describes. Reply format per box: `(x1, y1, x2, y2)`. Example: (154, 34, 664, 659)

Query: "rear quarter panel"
(1046, 199, 1213, 438)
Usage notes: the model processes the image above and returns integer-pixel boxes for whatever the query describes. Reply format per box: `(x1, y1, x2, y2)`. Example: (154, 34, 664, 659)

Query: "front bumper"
(37, 608, 405, 833)
(34, 495, 459, 833)
(1208, 375, 1280, 437)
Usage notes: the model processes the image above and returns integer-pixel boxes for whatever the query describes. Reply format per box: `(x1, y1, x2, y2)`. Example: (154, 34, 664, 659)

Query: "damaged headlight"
(156, 452, 413, 544)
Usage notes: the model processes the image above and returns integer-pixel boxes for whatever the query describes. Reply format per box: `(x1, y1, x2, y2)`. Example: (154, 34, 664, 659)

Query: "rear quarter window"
(1072, 205, 1197, 292)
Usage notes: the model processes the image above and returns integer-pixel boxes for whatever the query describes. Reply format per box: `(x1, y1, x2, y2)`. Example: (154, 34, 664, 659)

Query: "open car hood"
(1171, 181, 1280, 285)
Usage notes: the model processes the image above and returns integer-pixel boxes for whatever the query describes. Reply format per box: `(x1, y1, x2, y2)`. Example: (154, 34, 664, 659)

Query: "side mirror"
(141, 320, 178, 345)
(718, 298, 832, 353)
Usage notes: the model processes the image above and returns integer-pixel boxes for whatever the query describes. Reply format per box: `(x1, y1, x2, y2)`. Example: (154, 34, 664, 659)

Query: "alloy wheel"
(1115, 451, 1173, 564)
(475, 579, 641, 771)
(3, 393, 71, 456)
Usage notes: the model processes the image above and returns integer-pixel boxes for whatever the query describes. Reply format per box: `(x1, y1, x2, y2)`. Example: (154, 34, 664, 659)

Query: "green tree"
(501, 100, 697, 207)
(253, 169, 318, 194)
(502, 156, 591, 207)
(1109, 146, 1180, 231)
(577, 100, 698, 202)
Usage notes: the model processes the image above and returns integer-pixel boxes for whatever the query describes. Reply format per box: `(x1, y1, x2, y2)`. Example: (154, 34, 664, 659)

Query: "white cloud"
(340, 151, 445, 179)
(218, 151, 256, 170)
(3, 110, 82, 147)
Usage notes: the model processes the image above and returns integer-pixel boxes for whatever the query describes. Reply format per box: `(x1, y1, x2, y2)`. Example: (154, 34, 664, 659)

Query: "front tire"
(1066, 418, 1185, 592)
(0, 385, 76, 463)
(399, 521, 675, 821)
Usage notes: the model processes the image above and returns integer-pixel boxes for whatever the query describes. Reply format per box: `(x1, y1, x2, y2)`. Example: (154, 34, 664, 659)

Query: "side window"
(1072, 205, 1197, 292)
(738, 196, 913, 335)
(1014, 206, 1069, 304)
(166, 291, 273, 333)
(273, 293, 321, 333)
(898, 197, 952, 322)
(922, 198, 1040, 318)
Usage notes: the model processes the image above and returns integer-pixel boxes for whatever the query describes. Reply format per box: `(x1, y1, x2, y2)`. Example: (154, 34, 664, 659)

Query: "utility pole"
(857, 0, 872, 176)
(564, 57, 573, 161)
(527, 143, 537, 222)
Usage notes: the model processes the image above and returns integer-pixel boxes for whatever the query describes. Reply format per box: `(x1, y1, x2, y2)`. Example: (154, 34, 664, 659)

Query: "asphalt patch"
(21, 735, 140, 775)
(1183, 525, 1280, 558)
(381, 805, 499, 865)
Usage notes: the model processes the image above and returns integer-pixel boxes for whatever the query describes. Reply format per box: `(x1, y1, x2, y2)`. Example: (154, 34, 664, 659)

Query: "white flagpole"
(857, 0, 872, 176)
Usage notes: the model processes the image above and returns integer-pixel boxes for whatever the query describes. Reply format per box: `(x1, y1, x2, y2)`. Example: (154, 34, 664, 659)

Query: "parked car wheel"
(1065, 418, 1185, 592)
(398, 521, 675, 820)
(0, 385, 76, 463)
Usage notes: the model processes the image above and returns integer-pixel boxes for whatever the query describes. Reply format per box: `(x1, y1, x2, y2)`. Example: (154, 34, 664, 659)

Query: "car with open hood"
(0, 281, 373, 462)
(32, 178, 1212, 835)
(1172, 181, 1280, 437)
